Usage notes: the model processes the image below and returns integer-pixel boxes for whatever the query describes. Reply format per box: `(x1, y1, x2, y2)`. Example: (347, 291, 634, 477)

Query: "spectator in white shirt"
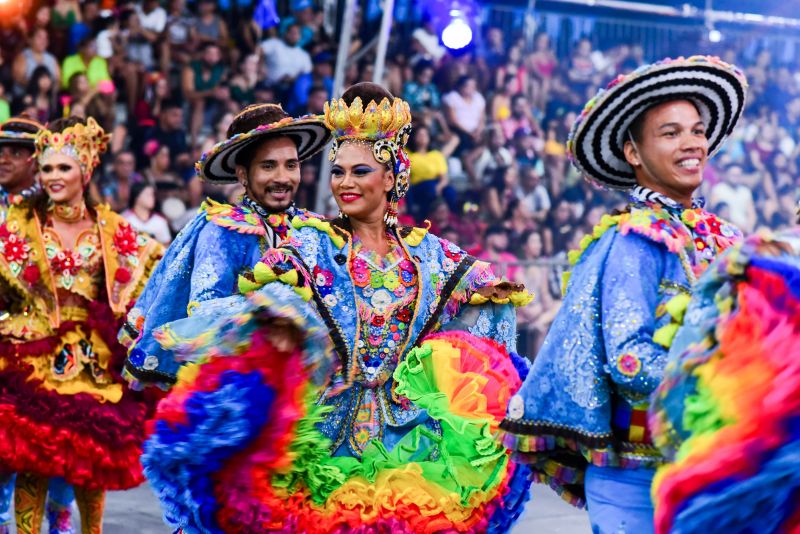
(260, 23, 312, 90)
(122, 183, 173, 245)
(443, 75, 486, 183)
(474, 125, 514, 186)
(516, 164, 551, 222)
(709, 163, 757, 232)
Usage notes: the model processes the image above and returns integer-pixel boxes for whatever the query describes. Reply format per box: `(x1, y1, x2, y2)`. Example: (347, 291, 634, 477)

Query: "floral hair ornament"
(35, 117, 110, 184)
(323, 96, 413, 226)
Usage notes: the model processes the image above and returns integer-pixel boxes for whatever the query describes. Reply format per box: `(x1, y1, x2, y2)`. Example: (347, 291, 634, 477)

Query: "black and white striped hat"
(197, 104, 331, 183)
(567, 56, 748, 190)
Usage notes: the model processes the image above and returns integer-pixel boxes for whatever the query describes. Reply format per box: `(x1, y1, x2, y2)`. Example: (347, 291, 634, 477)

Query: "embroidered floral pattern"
(112, 223, 140, 256)
(617, 353, 642, 378)
(348, 232, 418, 387)
(3, 233, 29, 264)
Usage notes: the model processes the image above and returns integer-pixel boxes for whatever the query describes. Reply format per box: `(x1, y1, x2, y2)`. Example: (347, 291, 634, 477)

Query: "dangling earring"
(384, 198, 398, 227)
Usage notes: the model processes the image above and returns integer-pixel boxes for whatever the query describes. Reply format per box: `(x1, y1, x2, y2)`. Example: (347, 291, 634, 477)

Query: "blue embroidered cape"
(121, 198, 314, 387)
(499, 198, 741, 506)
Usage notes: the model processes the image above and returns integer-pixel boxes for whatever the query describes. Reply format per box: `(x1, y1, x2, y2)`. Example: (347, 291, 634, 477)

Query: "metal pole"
(373, 0, 396, 84)
(315, 0, 357, 215)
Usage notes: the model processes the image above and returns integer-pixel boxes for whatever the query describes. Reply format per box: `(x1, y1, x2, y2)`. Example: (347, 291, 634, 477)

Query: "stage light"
(442, 12, 473, 50)
(708, 29, 722, 42)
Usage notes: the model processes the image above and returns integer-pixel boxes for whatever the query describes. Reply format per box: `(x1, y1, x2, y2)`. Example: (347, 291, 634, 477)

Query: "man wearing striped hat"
(500, 57, 748, 532)
(121, 103, 330, 390)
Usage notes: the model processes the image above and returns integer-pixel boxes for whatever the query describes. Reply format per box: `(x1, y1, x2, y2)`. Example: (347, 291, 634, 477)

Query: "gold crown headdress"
(35, 117, 110, 182)
(323, 97, 413, 226)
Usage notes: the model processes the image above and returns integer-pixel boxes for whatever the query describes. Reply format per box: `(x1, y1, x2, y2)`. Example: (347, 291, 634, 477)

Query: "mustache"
(264, 184, 293, 192)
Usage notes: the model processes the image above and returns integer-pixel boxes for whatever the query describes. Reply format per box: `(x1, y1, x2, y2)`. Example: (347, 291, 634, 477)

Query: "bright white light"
(442, 18, 473, 50)
(708, 29, 722, 42)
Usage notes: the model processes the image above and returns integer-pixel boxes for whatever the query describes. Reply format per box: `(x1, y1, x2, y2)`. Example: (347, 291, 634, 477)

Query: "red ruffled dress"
(0, 204, 163, 490)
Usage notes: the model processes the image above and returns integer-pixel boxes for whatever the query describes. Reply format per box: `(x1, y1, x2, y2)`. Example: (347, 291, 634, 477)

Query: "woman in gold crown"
(140, 83, 533, 533)
(0, 117, 163, 533)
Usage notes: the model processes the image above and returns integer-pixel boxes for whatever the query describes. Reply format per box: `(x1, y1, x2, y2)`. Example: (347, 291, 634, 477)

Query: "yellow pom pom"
(510, 291, 534, 307)
(653, 323, 680, 348)
(238, 275, 261, 294)
(664, 294, 691, 322)
(278, 270, 299, 287)
(252, 262, 276, 284)
(469, 293, 489, 305)
(294, 285, 313, 302)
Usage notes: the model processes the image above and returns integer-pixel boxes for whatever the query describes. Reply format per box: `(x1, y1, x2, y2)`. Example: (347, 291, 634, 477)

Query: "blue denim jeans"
(585, 465, 656, 534)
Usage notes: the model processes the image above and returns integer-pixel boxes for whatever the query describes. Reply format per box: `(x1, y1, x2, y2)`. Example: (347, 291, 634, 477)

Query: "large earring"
(383, 197, 398, 227)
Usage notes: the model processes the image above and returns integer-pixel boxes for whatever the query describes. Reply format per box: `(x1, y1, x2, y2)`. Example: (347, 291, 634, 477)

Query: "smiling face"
(624, 99, 709, 205)
(39, 153, 85, 205)
(330, 142, 394, 223)
(236, 136, 301, 212)
(0, 143, 36, 194)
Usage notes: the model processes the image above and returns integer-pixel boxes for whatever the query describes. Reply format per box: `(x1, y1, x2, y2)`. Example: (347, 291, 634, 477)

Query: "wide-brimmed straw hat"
(567, 55, 748, 190)
(197, 103, 331, 183)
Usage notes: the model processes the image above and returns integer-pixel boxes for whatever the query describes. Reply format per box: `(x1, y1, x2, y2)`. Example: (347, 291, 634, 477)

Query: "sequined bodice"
(42, 224, 103, 307)
(348, 232, 418, 388)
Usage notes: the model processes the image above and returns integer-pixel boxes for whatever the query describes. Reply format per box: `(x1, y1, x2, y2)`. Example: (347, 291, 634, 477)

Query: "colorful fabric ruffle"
(650, 229, 800, 534)
(0, 299, 159, 491)
(143, 297, 531, 533)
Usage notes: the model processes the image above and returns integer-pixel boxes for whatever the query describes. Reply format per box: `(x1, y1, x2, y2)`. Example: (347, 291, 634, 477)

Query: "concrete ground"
(11, 482, 590, 533)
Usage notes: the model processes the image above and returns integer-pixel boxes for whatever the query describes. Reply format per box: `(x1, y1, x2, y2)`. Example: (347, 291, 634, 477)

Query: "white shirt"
(136, 5, 168, 33)
(411, 28, 445, 61)
(260, 38, 312, 84)
(442, 90, 486, 133)
(474, 146, 513, 186)
(122, 210, 172, 244)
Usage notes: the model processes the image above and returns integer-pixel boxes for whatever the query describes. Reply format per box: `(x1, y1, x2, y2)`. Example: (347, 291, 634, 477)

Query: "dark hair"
(414, 60, 435, 77)
(455, 75, 474, 91)
(26, 66, 55, 100)
(405, 124, 429, 152)
(485, 224, 508, 239)
(341, 82, 394, 105)
(32, 117, 99, 221)
(128, 182, 154, 210)
(162, 98, 183, 111)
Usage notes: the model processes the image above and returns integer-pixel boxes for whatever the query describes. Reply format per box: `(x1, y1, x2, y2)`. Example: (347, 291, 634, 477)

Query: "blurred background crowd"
(0, 0, 798, 354)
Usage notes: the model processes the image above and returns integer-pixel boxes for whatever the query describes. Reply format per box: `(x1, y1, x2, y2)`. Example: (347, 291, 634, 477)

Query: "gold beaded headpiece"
(35, 117, 110, 183)
(323, 97, 412, 226)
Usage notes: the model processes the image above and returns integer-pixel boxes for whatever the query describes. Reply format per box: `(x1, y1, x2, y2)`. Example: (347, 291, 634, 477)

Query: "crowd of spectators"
(0, 1, 798, 354)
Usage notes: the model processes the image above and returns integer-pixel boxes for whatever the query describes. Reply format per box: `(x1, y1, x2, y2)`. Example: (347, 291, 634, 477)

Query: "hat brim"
(198, 117, 332, 183)
(0, 136, 35, 148)
(569, 57, 747, 190)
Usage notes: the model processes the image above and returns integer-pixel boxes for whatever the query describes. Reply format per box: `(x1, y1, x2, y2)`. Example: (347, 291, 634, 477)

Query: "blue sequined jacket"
(121, 197, 314, 388)
(499, 194, 741, 506)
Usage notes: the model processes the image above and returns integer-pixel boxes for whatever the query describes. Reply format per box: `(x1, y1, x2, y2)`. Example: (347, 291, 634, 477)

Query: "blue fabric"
(0, 475, 74, 527)
(124, 202, 273, 385)
(46, 478, 74, 508)
(509, 227, 689, 447)
(585, 465, 655, 534)
(143, 371, 275, 534)
(0, 474, 12, 527)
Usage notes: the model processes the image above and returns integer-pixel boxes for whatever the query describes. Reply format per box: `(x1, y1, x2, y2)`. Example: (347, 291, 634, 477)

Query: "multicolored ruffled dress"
(649, 228, 800, 534)
(0, 203, 162, 490)
(122, 196, 315, 389)
(499, 187, 741, 506)
(142, 216, 534, 533)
